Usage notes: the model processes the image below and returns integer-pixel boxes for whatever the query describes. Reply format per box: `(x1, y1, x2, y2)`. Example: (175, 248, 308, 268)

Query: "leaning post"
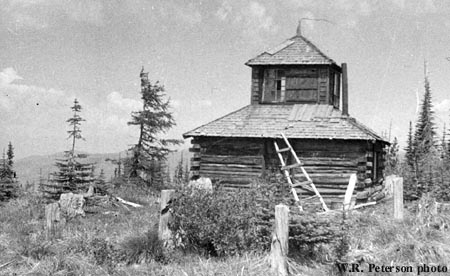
(393, 177, 404, 220)
(158, 189, 175, 243)
(270, 204, 289, 276)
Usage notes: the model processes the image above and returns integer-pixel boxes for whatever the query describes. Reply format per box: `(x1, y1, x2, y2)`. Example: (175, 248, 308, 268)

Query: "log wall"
(189, 137, 386, 209)
(190, 137, 264, 188)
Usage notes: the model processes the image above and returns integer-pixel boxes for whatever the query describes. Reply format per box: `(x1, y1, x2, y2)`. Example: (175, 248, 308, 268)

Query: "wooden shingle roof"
(183, 104, 387, 142)
(246, 35, 336, 66)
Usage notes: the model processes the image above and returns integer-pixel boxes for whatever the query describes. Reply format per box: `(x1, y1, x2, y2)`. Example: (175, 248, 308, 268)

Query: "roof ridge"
(246, 34, 337, 66)
(293, 35, 335, 64)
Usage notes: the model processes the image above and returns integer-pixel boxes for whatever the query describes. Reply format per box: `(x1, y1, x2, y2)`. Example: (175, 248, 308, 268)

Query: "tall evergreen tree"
(41, 99, 95, 200)
(0, 145, 17, 201)
(127, 68, 181, 183)
(412, 68, 437, 196)
(405, 121, 415, 169)
(414, 71, 436, 155)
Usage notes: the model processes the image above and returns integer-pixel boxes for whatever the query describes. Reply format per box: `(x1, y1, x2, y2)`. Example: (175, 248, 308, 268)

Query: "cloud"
(122, 0, 202, 28)
(246, 1, 276, 32)
(216, 0, 232, 21)
(0, 67, 140, 156)
(2, 0, 106, 30)
(0, 67, 23, 85)
(106, 91, 141, 112)
(435, 99, 450, 113)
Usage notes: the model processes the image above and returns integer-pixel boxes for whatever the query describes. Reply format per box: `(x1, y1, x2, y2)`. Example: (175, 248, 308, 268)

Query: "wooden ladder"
(274, 133, 329, 212)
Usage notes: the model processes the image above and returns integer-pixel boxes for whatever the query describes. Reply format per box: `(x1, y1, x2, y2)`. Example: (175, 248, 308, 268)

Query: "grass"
(1, 184, 450, 276)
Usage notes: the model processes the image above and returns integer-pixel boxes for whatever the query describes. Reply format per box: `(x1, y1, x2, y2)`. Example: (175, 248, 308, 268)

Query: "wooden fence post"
(158, 189, 175, 243)
(45, 202, 61, 240)
(270, 204, 289, 276)
(343, 174, 357, 215)
(393, 177, 404, 220)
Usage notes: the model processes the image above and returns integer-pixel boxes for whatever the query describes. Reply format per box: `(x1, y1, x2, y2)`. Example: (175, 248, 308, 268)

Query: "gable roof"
(183, 104, 388, 143)
(245, 35, 336, 66)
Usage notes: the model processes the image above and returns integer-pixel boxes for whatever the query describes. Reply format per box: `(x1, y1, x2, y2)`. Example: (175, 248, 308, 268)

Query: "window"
(263, 69, 285, 102)
(262, 68, 319, 103)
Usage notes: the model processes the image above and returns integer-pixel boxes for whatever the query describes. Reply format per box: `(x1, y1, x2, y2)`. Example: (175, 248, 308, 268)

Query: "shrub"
(169, 182, 292, 257)
(289, 211, 347, 262)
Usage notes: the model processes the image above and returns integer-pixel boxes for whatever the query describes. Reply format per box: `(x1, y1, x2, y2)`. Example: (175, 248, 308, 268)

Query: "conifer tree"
(414, 72, 436, 155)
(174, 153, 184, 185)
(413, 70, 437, 196)
(405, 121, 415, 169)
(6, 142, 14, 170)
(441, 124, 448, 160)
(41, 99, 95, 200)
(0, 145, 17, 201)
(127, 68, 182, 183)
(95, 169, 108, 195)
(385, 137, 399, 175)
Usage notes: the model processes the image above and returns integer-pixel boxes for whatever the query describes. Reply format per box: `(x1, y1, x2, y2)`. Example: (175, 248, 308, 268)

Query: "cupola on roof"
(245, 35, 336, 66)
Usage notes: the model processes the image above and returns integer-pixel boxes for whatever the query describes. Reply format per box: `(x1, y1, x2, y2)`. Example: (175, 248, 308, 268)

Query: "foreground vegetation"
(1, 179, 450, 276)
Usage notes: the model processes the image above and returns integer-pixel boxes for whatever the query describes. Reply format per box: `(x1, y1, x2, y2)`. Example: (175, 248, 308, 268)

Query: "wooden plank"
(270, 204, 289, 276)
(343, 174, 357, 212)
(45, 203, 61, 240)
(159, 190, 175, 244)
(393, 177, 404, 220)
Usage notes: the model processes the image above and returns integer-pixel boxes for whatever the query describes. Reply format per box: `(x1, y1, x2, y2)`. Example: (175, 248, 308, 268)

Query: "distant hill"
(14, 148, 191, 186)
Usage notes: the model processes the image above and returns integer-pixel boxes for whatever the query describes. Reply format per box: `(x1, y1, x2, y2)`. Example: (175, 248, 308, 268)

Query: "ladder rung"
(304, 195, 318, 201)
(276, 147, 291, 153)
(292, 180, 313, 189)
(281, 163, 302, 170)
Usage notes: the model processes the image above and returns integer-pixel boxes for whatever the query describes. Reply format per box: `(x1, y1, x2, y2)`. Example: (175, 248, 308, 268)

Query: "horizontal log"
(200, 170, 262, 177)
(299, 166, 358, 173)
(296, 187, 347, 195)
(311, 183, 354, 190)
(293, 151, 364, 159)
(201, 163, 262, 169)
(298, 159, 358, 167)
(220, 183, 252, 189)
(200, 165, 262, 173)
(201, 154, 263, 165)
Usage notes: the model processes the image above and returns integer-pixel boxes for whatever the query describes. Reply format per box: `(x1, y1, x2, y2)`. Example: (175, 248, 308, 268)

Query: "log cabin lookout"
(183, 24, 389, 209)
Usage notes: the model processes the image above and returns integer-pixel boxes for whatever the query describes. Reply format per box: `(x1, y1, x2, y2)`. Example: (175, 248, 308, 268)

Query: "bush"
(169, 182, 292, 257)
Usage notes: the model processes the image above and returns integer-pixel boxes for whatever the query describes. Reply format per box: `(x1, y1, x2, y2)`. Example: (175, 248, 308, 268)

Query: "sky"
(1, 0, 450, 159)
